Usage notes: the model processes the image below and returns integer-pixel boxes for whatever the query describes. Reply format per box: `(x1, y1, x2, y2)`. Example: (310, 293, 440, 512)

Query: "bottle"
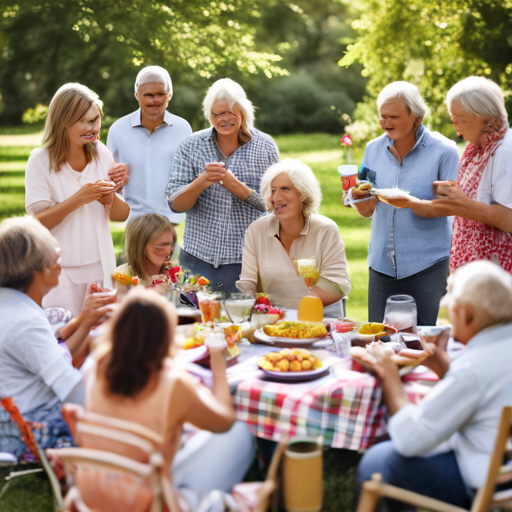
(298, 295, 324, 323)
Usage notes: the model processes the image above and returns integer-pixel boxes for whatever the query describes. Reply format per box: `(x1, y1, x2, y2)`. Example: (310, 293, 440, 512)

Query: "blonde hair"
(0, 216, 59, 292)
(124, 214, 177, 282)
(260, 158, 322, 218)
(42, 83, 103, 172)
(203, 78, 254, 145)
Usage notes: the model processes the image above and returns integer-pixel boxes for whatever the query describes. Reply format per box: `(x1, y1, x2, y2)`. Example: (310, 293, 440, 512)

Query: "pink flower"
(341, 134, 353, 146)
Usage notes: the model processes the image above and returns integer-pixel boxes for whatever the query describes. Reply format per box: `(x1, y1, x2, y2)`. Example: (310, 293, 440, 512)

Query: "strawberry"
(255, 293, 271, 306)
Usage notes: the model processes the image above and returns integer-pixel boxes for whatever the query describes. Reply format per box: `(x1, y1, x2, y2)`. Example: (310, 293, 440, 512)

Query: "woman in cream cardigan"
(237, 158, 351, 311)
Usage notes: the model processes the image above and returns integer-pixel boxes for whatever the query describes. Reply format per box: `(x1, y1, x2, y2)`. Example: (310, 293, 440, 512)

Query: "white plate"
(260, 359, 331, 381)
(176, 307, 201, 318)
(372, 188, 421, 203)
(253, 328, 327, 347)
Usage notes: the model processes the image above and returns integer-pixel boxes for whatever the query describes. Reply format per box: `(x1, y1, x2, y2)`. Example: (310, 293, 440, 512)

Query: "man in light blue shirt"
(107, 66, 192, 224)
(356, 260, 512, 510)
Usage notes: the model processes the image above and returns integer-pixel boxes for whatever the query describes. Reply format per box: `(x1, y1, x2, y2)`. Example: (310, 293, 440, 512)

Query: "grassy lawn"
(0, 131, 369, 511)
(0, 131, 370, 320)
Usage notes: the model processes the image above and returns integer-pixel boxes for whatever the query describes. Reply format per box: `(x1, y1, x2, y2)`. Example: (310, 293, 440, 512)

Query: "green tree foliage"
(0, 0, 286, 124)
(246, 0, 367, 134)
(340, 0, 512, 134)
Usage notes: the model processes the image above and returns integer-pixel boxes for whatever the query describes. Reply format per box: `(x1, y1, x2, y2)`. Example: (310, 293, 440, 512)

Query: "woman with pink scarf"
(384, 76, 512, 273)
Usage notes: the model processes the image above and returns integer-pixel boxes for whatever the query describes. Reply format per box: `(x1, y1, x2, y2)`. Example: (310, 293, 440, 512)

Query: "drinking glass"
(224, 293, 255, 324)
(197, 291, 222, 323)
(383, 294, 417, 333)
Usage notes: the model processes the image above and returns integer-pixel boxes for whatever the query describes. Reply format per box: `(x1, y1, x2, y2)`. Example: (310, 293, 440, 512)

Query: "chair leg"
(356, 474, 382, 512)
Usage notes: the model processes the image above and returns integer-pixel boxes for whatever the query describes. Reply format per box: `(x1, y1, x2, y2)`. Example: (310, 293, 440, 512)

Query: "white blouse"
(237, 213, 352, 309)
(25, 142, 116, 286)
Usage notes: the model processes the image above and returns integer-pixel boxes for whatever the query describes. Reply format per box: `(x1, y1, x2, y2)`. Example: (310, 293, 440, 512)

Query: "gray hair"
(377, 81, 429, 122)
(203, 78, 254, 132)
(0, 216, 60, 292)
(134, 66, 173, 95)
(446, 260, 512, 329)
(446, 76, 507, 120)
(260, 158, 322, 218)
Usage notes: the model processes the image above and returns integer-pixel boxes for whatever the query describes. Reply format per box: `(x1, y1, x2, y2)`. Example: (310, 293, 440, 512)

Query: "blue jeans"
(356, 440, 473, 511)
(179, 250, 242, 294)
(368, 258, 449, 326)
(0, 402, 73, 460)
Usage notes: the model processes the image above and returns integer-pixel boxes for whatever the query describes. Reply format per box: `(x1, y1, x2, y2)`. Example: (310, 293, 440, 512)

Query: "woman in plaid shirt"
(167, 79, 279, 293)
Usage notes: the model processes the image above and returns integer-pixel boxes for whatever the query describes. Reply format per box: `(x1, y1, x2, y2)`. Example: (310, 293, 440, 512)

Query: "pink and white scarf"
(450, 117, 512, 273)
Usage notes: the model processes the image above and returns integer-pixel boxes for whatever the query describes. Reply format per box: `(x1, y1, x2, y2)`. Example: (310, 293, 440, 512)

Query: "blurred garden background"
(2, 0, 510, 322)
(1, 0, 512, 509)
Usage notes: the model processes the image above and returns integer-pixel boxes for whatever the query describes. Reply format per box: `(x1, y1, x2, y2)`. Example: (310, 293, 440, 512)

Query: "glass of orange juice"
(197, 291, 222, 323)
(296, 259, 323, 322)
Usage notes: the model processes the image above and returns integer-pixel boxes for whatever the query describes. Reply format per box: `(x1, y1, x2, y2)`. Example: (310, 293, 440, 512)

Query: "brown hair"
(124, 214, 177, 282)
(42, 83, 103, 172)
(104, 288, 177, 397)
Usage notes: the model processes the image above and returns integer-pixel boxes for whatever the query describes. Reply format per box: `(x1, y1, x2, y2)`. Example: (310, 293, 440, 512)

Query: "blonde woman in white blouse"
(237, 158, 351, 310)
(25, 83, 129, 316)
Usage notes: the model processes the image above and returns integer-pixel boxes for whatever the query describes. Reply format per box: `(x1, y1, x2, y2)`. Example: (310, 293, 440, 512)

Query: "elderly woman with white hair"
(237, 158, 351, 310)
(0, 216, 112, 458)
(385, 77, 512, 274)
(356, 259, 512, 510)
(166, 78, 279, 293)
(350, 81, 459, 325)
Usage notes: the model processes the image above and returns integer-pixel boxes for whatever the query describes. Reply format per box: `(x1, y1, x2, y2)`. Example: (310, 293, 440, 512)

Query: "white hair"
(446, 76, 507, 120)
(260, 158, 322, 218)
(203, 78, 254, 131)
(134, 66, 172, 95)
(377, 81, 429, 121)
(446, 260, 512, 329)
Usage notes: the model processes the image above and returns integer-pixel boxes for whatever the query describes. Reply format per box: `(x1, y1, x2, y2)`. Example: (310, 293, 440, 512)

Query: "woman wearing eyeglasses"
(166, 78, 280, 293)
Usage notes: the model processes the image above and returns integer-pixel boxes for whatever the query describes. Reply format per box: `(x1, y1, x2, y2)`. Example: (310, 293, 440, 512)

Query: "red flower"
(165, 265, 181, 283)
(341, 134, 353, 146)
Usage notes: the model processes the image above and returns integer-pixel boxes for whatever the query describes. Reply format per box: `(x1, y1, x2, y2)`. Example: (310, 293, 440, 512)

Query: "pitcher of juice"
(296, 259, 323, 322)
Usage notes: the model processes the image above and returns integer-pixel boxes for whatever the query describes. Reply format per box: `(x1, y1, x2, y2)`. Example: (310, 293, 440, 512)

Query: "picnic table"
(176, 335, 439, 451)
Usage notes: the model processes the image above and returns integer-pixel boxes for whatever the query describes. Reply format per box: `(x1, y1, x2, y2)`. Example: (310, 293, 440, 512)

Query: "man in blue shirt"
(107, 66, 192, 225)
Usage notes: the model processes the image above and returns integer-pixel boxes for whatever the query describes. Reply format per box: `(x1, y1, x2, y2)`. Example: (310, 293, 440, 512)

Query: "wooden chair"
(232, 438, 289, 512)
(356, 406, 512, 512)
(53, 404, 179, 512)
(0, 397, 65, 510)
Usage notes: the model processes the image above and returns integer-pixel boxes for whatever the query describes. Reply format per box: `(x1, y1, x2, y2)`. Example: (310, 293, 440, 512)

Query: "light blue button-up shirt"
(106, 109, 192, 223)
(361, 126, 459, 278)
(389, 322, 512, 489)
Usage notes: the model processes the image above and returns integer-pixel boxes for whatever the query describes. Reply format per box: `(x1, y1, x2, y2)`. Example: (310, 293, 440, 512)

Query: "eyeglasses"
(211, 110, 238, 119)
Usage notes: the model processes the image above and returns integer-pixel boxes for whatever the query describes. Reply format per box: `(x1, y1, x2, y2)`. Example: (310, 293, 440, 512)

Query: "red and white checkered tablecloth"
(234, 365, 389, 450)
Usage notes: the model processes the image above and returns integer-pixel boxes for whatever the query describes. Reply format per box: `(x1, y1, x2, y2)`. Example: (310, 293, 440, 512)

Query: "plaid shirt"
(167, 128, 279, 266)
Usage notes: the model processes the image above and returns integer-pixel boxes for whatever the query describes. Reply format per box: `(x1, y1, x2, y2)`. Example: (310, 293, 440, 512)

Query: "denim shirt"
(361, 126, 459, 278)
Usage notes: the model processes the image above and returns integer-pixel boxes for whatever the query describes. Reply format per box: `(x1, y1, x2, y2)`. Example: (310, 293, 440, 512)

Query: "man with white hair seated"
(356, 260, 512, 511)
(107, 65, 192, 224)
